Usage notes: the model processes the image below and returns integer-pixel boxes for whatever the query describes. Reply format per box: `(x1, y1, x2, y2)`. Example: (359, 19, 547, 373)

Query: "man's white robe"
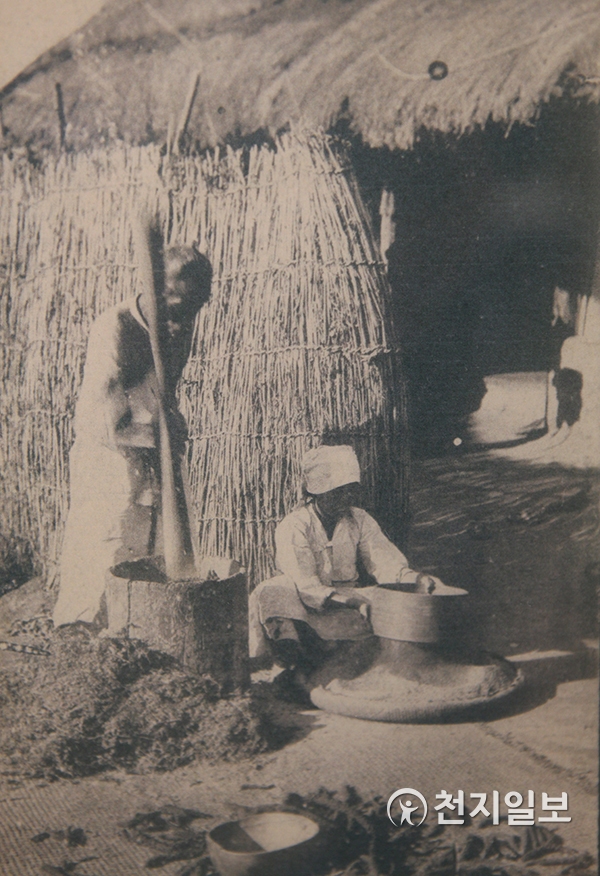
(53, 297, 165, 626)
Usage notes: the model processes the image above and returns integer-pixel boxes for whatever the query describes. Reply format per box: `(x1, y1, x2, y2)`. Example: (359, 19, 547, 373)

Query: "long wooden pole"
(175, 71, 201, 152)
(55, 83, 67, 151)
(137, 218, 195, 579)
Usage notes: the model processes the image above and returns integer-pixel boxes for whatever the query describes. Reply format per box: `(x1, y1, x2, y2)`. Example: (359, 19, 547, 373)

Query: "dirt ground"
(0, 452, 597, 875)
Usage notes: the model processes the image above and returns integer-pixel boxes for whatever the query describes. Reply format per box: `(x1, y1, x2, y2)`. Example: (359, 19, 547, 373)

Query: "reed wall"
(0, 133, 407, 586)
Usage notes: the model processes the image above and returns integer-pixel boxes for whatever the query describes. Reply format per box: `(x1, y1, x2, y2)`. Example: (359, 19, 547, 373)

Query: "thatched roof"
(2, 0, 600, 152)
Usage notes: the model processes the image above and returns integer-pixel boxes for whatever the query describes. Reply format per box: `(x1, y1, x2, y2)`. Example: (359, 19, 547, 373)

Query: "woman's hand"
(395, 567, 444, 593)
(329, 591, 371, 620)
(415, 573, 444, 594)
(114, 415, 156, 448)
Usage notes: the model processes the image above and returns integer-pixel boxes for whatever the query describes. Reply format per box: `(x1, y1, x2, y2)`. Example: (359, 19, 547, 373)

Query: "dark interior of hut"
(341, 95, 600, 458)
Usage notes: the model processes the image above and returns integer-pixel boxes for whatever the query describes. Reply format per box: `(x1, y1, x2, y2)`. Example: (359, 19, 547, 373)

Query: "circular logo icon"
(387, 788, 428, 826)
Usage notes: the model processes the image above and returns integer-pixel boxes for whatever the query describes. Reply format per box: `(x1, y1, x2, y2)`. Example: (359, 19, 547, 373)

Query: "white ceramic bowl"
(207, 811, 321, 876)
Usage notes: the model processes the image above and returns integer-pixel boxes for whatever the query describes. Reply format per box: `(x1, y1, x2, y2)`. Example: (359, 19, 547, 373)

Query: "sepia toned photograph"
(0, 1, 598, 874)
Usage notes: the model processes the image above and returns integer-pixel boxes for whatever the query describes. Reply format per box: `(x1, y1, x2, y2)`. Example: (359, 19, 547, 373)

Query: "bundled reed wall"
(0, 133, 407, 587)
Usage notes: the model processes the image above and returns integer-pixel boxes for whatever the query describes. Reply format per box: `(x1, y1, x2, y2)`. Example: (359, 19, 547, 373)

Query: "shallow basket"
(362, 581, 468, 643)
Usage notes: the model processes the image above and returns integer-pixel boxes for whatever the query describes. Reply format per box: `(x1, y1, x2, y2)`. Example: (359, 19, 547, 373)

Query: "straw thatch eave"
(2, 0, 600, 153)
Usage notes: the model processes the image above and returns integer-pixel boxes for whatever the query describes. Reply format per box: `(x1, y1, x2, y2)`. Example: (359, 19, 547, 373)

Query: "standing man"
(52, 245, 212, 628)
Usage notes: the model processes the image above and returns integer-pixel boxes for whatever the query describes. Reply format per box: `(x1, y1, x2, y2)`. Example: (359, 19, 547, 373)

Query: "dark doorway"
(342, 96, 600, 457)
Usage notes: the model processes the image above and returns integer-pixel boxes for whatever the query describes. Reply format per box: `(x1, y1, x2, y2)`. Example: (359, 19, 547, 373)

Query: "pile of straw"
(0, 132, 407, 587)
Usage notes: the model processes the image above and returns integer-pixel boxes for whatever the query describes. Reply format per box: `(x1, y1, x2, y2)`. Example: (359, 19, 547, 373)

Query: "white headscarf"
(302, 445, 361, 495)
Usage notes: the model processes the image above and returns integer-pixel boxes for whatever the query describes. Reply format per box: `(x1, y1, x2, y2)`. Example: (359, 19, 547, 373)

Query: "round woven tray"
(309, 640, 524, 722)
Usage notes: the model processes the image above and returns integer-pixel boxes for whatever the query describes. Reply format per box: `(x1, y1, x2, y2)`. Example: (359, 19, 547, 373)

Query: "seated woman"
(249, 445, 438, 678)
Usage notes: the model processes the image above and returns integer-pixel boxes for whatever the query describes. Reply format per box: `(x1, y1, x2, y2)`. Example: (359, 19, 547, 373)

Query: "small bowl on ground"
(207, 811, 321, 876)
